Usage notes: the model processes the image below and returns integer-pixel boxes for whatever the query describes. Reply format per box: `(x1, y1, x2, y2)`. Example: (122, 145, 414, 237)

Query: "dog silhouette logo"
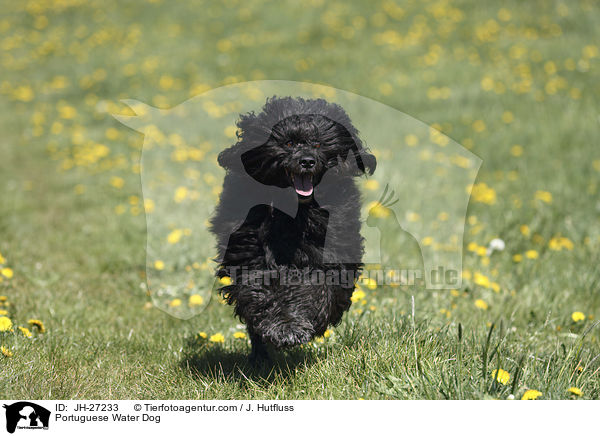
(2, 402, 50, 433)
(365, 184, 424, 285)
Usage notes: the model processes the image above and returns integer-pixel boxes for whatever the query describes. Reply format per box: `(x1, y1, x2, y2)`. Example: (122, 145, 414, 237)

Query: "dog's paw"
(261, 318, 315, 349)
(248, 348, 271, 368)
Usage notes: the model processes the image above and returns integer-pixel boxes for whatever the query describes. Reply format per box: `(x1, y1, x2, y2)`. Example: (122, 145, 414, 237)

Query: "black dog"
(210, 96, 376, 364)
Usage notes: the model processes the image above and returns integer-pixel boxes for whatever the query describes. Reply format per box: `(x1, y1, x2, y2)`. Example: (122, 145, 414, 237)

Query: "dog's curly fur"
(210, 96, 376, 364)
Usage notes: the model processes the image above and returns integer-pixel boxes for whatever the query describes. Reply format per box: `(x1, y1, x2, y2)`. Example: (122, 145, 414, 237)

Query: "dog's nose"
(299, 156, 316, 169)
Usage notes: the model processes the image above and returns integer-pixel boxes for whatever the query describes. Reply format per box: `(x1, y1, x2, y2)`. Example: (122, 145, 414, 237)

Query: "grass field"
(1, 0, 599, 400)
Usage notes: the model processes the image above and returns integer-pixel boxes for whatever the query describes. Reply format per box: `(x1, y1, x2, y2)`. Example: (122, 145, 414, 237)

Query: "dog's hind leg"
(248, 332, 271, 366)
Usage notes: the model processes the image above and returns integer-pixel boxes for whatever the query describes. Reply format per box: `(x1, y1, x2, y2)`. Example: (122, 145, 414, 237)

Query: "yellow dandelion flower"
(472, 120, 486, 133)
(188, 294, 204, 306)
(568, 387, 582, 397)
(209, 333, 225, 343)
(364, 278, 377, 290)
(582, 45, 598, 59)
(1, 346, 13, 357)
(351, 288, 366, 302)
(367, 202, 391, 218)
(468, 183, 497, 205)
(364, 179, 379, 191)
(571, 311, 585, 322)
(525, 250, 539, 259)
(406, 211, 420, 222)
(219, 276, 232, 286)
(144, 199, 155, 214)
(0, 316, 13, 332)
(421, 236, 434, 246)
(520, 225, 530, 236)
(560, 238, 574, 250)
(198, 331, 208, 339)
(14, 85, 34, 102)
(59, 105, 77, 119)
(0, 310, 7, 316)
(480, 74, 495, 91)
(474, 299, 488, 310)
(405, 134, 419, 147)
(492, 368, 510, 385)
(473, 272, 491, 288)
(28, 319, 46, 333)
(224, 125, 238, 139)
(105, 127, 120, 140)
(510, 144, 523, 157)
(501, 111, 514, 123)
(549, 236, 574, 251)
(534, 190, 552, 203)
(1, 268, 13, 279)
(169, 298, 182, 307)
(323, 329, 333, 338)
(110, 176, 124, 189)
(167, 229, 183, 244)
(159, 75, 174, 90)
(174, 186, 188, 203)
(379, 83, 393, 96)
(154, 260, 165, 270)
(233, 331, 247, 339)
(18, 326, 32, 338)
(522, 389, 542, 400)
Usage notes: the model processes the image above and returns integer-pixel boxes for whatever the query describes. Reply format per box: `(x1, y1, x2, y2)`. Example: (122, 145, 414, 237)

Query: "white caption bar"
(0, 400, 595, 435)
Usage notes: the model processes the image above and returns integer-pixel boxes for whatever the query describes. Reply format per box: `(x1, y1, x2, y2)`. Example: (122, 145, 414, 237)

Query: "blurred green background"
(0, 0, 599, 399)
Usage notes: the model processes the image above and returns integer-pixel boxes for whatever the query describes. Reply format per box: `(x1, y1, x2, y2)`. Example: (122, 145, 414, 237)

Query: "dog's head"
(218, 96, 376, 201)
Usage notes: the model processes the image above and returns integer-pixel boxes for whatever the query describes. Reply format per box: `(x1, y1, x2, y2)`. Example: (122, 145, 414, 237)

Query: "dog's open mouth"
(292, 173, 314, 197)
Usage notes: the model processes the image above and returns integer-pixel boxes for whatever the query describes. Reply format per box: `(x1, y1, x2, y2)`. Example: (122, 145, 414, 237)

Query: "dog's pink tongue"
(294, 174, 313, 196)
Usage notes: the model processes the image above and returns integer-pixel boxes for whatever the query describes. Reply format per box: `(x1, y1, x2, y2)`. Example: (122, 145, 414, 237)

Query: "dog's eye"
(314, 143, 321, 148)
(286, 141, 293, 147)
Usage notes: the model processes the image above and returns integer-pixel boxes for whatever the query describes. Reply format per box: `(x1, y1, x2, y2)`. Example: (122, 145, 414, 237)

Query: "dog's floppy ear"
(335, 148, 377, 177)
(354, 148, 377, 176)
(347, 145, 376, 176)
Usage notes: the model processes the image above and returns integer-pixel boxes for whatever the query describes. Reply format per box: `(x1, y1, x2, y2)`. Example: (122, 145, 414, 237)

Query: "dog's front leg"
(248, 331, 271, 366)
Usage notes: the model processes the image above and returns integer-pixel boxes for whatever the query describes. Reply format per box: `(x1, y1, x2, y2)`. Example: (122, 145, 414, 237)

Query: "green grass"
(1, 0, 599, 399)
